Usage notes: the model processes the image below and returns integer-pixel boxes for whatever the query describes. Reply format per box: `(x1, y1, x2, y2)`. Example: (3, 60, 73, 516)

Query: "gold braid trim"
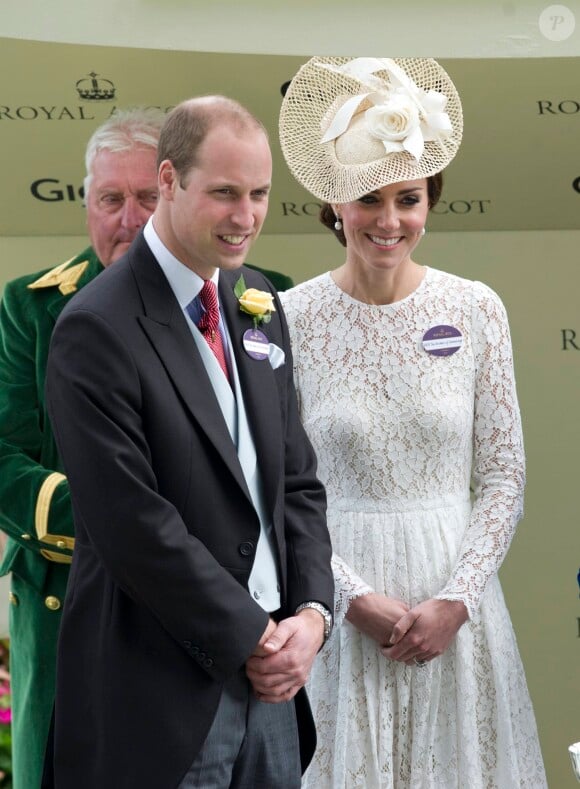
(35, 472, 74, 563)
(27, 260, 89, 295)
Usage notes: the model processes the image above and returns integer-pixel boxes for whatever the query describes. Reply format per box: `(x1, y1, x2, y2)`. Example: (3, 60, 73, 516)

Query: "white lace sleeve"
(435, 283, 525, 618)
(332, 553, 374, 628)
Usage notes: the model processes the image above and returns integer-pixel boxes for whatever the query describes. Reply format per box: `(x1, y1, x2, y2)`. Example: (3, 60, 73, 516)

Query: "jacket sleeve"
(278, 285, 366, 628)
(0, 279, 74, 569)
(269, 284, 334, 617)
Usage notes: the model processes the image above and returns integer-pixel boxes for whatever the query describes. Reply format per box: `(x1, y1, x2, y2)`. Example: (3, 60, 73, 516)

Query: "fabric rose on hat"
(319, 57, 453, 164)
(366, 91, 421, 153)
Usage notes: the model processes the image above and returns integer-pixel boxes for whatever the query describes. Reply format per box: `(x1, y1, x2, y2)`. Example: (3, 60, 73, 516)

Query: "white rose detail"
(318, 59, 454, 164)
(366, 92, 419, 143)
(365, 91, 425, 161)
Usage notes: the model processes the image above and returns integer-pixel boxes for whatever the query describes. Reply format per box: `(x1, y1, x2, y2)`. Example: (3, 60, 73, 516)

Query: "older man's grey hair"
(83, 107, 165, 199)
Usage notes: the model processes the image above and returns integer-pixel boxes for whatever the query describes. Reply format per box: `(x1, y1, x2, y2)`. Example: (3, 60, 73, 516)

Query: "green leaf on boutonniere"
(234, 275, 247, 299)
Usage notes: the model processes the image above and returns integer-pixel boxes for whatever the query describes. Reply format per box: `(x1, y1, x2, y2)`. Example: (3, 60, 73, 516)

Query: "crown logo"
(76, 72, 116, 101)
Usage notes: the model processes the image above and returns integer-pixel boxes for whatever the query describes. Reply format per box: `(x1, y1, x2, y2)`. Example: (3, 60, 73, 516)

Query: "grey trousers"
(178, 670, 301, 789)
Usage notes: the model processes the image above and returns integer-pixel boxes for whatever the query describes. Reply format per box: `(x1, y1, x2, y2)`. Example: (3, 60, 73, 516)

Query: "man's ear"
(158, 160, 177, 200)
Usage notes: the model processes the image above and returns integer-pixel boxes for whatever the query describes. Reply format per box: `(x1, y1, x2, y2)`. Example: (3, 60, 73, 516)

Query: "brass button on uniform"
(44, 596, 61, 611)
(56, 540, 66, 549)
(21, 533, 31, 541)
(9, 592, 19, 606)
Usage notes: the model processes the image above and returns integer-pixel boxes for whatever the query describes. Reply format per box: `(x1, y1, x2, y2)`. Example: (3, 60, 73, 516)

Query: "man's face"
(86, 146, 159, 266)
(156, 123, 272, 279)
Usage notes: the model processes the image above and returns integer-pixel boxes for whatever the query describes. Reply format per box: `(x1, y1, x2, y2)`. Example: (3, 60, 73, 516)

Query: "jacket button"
(44, 596, 61, 611)
(203, 658, 214, 669)
(239, 541, 255, 557)
(183, 640, 192, 649)
(21, 533, 31, 541)
(56, 540, 66, 549)
(9, 593, 19, 607)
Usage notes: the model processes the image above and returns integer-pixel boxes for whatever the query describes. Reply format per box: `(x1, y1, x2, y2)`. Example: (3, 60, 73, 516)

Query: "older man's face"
(86, 146, 159, 266)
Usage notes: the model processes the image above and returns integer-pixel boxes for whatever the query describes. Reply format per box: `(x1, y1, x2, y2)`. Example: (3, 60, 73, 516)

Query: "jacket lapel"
(219, 271, 282, 517)
(129, 238, 251, 501)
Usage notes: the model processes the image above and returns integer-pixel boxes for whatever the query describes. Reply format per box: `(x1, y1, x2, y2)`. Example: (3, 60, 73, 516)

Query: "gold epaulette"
(27, 258, 90, 296)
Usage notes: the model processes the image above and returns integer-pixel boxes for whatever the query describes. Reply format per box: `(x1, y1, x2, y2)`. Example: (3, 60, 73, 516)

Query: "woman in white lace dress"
(278, 57, 547, 788)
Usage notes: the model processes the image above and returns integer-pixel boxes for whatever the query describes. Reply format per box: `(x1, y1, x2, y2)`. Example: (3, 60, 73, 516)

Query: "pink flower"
(0, 708, 11, 724)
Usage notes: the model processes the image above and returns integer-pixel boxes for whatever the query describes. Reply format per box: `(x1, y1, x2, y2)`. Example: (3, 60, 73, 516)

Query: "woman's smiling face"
(336, 178, 429, 274)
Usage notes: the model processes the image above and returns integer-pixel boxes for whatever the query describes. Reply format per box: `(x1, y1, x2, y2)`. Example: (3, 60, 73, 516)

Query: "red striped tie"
(197, 280, 230, 382)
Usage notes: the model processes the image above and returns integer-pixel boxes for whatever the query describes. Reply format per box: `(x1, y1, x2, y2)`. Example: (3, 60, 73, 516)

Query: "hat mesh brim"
(279, 56, 463, 204)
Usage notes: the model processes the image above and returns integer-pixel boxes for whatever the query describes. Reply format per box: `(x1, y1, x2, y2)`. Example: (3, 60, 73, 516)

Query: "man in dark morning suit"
(0, 103, 295, 789)
(44, 96, 333, 788)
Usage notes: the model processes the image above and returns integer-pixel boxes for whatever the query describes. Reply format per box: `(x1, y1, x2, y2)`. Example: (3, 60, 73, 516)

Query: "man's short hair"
(157, 95, 268, 186)
(84, 107, 165, 198)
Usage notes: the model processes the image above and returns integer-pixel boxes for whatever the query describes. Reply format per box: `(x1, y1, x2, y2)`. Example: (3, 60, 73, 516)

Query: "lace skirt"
(302, 499, 547, 789)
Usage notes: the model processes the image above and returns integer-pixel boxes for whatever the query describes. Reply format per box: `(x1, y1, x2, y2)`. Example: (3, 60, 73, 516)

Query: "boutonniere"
(234, 275, 276, 329)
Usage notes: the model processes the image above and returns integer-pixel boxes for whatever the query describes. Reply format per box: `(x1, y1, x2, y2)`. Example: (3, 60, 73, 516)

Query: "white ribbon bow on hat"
(319, 57, 453, 163)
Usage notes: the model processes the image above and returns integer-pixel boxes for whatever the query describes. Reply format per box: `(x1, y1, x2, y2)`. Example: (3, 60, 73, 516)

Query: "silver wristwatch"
(295, 601, 333, 643)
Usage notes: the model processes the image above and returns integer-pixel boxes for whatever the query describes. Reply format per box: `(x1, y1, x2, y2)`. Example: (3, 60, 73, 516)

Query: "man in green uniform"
(0, 105, 294, 788)
(0, 107, 165, 789)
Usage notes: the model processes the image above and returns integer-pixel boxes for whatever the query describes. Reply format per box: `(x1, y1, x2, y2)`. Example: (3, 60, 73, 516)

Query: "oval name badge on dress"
(422, 325, 463, 357)
(243, 328, 269, 360)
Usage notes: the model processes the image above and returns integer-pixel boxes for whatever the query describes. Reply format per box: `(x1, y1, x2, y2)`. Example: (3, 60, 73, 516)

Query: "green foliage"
(0, 639, 11, 788)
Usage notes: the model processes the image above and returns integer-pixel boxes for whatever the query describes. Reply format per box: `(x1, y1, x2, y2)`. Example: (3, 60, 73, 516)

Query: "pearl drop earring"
(334, 216, 343, 231)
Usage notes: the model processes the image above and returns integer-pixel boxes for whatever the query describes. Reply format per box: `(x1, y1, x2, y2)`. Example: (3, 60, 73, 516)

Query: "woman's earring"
(334, 215, 343, 231)
(420, 227, 426, 236)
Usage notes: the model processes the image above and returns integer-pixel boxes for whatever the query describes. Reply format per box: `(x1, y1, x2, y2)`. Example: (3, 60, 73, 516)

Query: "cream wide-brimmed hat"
(279, 56, 463, 204)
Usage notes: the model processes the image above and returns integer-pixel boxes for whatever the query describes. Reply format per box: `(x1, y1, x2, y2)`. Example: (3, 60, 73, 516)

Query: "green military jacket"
(0, 248, 104, 590)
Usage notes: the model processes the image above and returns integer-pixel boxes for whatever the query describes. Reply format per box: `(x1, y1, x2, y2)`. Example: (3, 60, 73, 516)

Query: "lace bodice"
(280, 268, 525, 619)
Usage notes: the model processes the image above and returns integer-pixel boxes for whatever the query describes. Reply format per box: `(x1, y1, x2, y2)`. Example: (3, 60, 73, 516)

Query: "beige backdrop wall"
(2, 228, 579, 786)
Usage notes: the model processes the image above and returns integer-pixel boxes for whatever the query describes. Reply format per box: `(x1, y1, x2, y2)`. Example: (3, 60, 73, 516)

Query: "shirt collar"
(143, 217, 220, 309)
